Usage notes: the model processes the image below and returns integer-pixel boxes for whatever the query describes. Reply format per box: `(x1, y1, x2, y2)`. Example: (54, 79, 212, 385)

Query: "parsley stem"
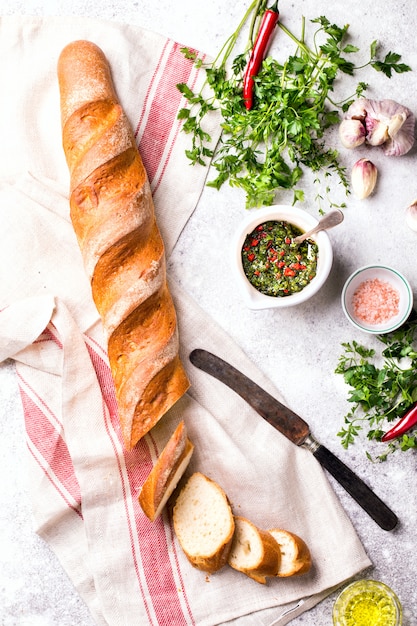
(277, 20, 318, 60)
(247, 0, 267, 48)
(300, 15, 306, 45)
(212, 0, 260, 69)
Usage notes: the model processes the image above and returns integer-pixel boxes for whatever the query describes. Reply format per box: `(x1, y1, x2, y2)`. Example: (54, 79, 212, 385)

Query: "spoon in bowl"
(292, 209, 344, 245)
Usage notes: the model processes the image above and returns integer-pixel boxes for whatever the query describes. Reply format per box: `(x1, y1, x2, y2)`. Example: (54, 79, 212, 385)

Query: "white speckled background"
(0, 1, 416, 624)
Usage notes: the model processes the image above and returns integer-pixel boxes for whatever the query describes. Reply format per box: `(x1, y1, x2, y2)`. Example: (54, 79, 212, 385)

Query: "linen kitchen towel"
(0, 15, 371, 626)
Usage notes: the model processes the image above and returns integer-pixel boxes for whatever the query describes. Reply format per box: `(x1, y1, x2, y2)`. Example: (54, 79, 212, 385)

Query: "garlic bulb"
(351, 158, 378, 199)
(405, 201, 417, 232)
(342, 98, 415, 156)
(339, 119, 366, 148)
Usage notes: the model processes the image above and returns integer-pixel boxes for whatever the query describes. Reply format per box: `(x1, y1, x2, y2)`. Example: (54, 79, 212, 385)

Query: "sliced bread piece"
(173, 472, 235, 573)
(269, 528, 312, 577)
(139, 420, 194, 521)
(227, 516, 281, 584)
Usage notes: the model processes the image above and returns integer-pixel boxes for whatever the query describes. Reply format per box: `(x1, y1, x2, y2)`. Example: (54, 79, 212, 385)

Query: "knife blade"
(189, 348, 398, 531)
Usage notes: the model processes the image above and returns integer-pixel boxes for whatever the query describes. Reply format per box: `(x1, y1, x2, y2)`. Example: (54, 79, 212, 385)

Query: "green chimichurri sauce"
(241, 220, 319, 297)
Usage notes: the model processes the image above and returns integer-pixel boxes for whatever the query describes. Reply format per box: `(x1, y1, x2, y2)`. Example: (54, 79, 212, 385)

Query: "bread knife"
(189, 348, 398, 531)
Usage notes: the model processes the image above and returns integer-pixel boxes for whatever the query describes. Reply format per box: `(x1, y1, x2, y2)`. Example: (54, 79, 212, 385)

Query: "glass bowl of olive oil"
(333, 579, 402, 626)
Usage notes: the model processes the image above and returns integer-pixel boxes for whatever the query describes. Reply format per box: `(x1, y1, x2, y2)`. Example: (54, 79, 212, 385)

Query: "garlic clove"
(405, 201, 417, 232)
(339, 119, 366, 149)
(387, 113, 407, 138)
(365, 117, 389, 146)
(383, 113, 415, 157)
(351, 158, 378, 199)
(344, 98, 368, 122)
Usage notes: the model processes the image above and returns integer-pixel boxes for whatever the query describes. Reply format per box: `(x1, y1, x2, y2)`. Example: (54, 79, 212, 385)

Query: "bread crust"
(139, 421, 194, 521)
(57, 41, 190, 449)
(269, 528, 312, 577)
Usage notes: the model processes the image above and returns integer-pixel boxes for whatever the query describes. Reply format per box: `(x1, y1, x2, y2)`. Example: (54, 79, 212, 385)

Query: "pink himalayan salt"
(352, 278, 400, 325)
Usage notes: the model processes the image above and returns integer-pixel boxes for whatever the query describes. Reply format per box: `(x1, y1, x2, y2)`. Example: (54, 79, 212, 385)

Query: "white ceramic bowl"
(232, 205, 333, 310)
(342, 264, 413, 334)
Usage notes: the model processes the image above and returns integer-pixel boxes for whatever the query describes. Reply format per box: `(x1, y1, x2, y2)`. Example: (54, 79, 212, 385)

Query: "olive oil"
(333, 580, 402, 626)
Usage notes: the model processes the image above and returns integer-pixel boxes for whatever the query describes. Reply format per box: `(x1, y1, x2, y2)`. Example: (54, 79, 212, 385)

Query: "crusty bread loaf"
(57, 40, 190, 449)
(227, 516, 281, 584)
(139, 420, 194, 521)
(269, 528, 312, 577)
(173, 472, 235, 573)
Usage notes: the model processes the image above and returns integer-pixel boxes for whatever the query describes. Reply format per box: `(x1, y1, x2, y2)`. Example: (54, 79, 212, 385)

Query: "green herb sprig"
(335, 319, 417, 461)
(177, 8, 411, 210)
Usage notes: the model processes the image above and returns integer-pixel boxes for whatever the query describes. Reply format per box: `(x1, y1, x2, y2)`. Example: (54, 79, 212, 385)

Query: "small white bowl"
(342, 265, 413, 334)
(232, 205, 333, 310)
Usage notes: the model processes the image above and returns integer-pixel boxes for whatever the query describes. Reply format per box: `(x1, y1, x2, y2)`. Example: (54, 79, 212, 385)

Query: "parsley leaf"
(372, 51, 412, 77)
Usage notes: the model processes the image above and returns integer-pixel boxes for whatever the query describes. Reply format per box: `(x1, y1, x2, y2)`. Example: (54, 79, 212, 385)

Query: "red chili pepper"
(381, 402, 417, 442)
(243, 1, 280, 111)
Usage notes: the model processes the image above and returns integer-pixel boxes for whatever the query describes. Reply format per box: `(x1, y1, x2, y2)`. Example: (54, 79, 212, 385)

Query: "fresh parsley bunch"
(335, 319, 417, 461)
(177, 6, 411, 210)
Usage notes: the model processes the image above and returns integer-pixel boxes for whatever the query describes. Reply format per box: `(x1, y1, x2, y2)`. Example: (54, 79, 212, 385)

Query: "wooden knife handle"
(313, 444, 398, 531)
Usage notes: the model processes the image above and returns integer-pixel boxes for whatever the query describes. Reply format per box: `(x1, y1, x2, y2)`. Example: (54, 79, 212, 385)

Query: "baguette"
(173, 472, 235, 573)
(57, 40, 190, 449)
(139, 420, 194, 521)
(268, 528, 312, 577)
(227, 516, 281, 584)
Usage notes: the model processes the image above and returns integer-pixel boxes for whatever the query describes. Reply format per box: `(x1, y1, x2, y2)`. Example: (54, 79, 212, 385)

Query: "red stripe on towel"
(26, 440, 83, 519)
(134, 38, 172, 143)
(18, 375, 82, 517)
(125, 446, 193, 626)
(35, 324, 63, 348)
(150, 51, 204, 197)
(87, 339, 194, 625)
(136, 42, 195, 184)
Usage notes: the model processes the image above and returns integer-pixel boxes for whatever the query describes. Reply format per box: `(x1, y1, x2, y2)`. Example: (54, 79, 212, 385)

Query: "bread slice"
(173, 472, 235, 573)
(138, 421, 194, 521)
(227, 516, 281, 584)
(269, 528, 312, 577)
